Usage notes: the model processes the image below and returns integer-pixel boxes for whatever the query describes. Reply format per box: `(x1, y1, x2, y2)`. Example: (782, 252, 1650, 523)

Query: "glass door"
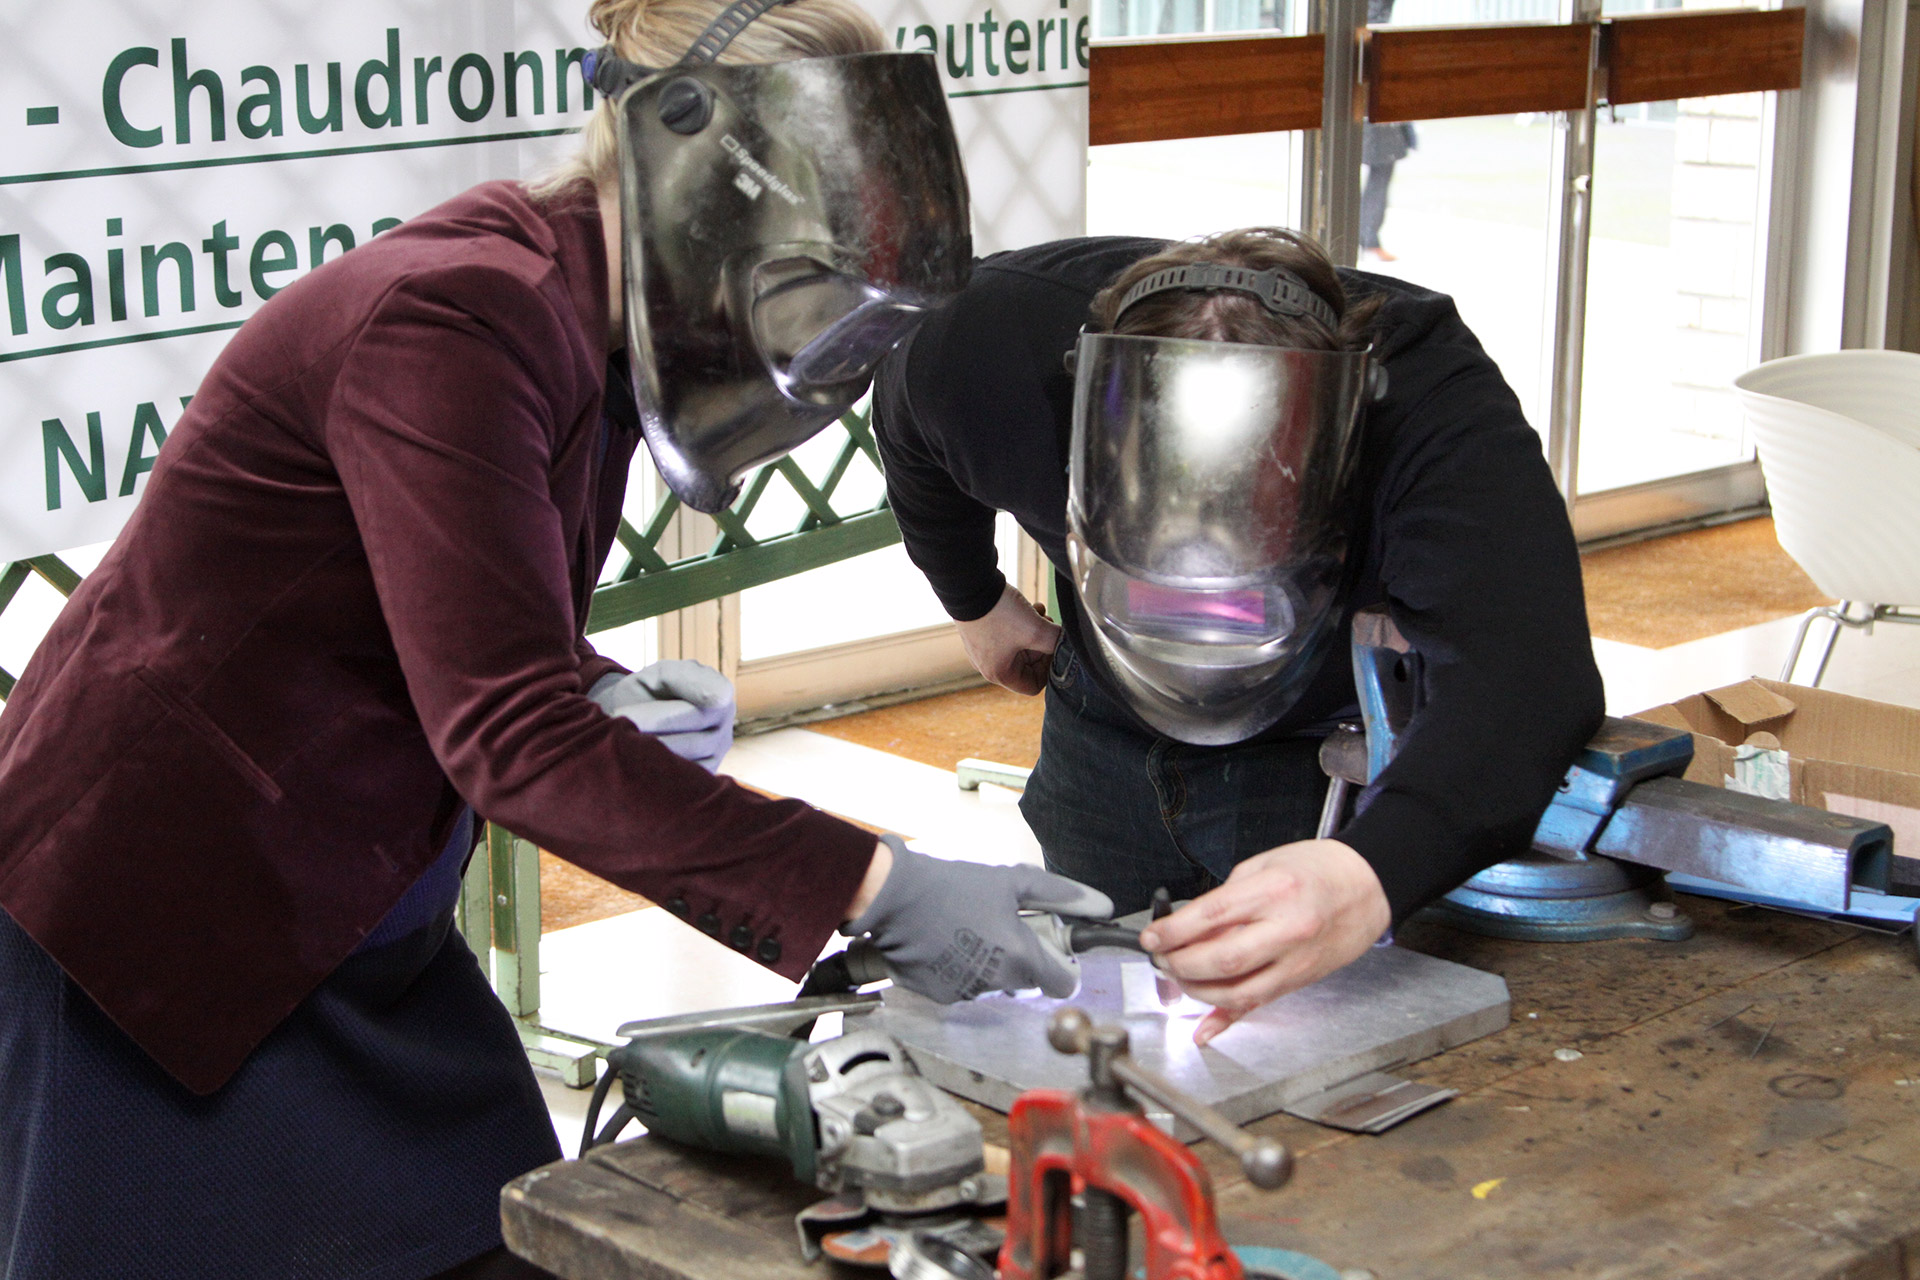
(1558, 0, 1795, 538)
(1577, 89, 1772, 495)
(1351, 110, 1562, 436)
(1087, 0, 1806, 544)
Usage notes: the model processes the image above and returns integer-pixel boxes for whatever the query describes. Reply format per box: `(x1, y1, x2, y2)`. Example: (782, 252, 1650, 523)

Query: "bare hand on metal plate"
(1139, 838, 1391, 1047)
(954, 583, 1060, 696)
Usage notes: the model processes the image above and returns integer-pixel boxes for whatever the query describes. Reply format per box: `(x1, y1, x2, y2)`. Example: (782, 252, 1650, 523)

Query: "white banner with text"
(0, 0, 1085, 563)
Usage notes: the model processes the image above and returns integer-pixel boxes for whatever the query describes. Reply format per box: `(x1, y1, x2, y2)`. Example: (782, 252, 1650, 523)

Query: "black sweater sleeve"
(871, 239, 1161, 622)
(872, 329, 1006, 622)
(1333, 278, 1606, 922)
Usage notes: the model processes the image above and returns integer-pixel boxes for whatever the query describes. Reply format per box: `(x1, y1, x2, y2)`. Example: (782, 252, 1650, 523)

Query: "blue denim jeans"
(1019, 631, 1332, 916)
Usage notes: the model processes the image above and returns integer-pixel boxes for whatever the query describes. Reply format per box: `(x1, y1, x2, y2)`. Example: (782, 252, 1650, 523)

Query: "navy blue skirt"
(0, 901, 562, 1280)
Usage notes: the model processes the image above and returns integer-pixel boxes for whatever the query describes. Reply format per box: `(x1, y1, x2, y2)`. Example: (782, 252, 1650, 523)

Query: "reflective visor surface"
(1066, 332, 1370, 744)
(1069, 333, 1369, 585)
(616, 52, 970, 512)
(748, 261, 930, 402)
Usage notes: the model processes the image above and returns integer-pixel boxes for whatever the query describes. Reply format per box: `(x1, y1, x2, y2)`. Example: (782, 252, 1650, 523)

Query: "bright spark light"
(1165, 356, 1270, 465)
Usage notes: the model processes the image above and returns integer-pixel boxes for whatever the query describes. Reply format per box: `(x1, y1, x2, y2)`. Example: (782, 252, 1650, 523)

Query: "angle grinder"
(583, 994, 1005, 1267)
(580, 911, 1176, 1270)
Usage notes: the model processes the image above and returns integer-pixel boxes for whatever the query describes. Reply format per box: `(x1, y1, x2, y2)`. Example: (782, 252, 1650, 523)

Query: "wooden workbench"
(501, 898, 1920, 1279)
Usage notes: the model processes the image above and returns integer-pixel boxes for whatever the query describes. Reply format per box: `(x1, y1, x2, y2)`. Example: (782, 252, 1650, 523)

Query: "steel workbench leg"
(460, 823, 610, 1088)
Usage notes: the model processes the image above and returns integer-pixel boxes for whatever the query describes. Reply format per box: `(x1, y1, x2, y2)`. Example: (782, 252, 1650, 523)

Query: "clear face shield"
(1067, 330, 1375, 746)
(596, 34, 971, 512)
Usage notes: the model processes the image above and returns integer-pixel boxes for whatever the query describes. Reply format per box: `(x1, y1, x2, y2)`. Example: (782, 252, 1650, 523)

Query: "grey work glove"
(588, 660, 735, 772)
(842, 836, 1114, 1002)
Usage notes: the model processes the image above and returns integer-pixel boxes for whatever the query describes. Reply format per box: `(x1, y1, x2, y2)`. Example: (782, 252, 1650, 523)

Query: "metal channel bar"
(1542, 0, 1603, 511)
(1306, 0, 1365, 264)
(1591, 776, 1894, 912)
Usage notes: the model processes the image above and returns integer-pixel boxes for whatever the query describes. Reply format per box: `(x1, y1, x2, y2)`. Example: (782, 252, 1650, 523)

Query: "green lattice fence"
(586, 407, 897, 631)
(0, 556, 82, 699)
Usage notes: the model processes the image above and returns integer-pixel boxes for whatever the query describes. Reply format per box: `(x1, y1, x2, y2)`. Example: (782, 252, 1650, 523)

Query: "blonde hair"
(531, 0, 888, 200)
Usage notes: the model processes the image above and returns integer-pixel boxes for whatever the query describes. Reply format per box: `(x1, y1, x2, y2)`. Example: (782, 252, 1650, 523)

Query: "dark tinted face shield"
(1066, 332, 1373, 745)
(612, 52, 971, 512)
(1097, 579, 1297, 644)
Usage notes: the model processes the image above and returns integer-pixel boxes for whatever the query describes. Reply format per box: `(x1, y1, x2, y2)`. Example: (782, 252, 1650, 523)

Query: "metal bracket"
(957, 758, 1033, 792)
(516, 1022, 613, 1089)
(1280, 1069, 1456, 1134)
(615, 992, 881, 1041)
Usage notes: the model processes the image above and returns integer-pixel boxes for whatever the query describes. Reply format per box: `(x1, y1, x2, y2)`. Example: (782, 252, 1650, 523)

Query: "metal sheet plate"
(852, 945, 1509, 1139)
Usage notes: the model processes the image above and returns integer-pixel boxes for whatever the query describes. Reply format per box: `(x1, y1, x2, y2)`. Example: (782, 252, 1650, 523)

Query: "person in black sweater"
(872, 230, 1604, 1045)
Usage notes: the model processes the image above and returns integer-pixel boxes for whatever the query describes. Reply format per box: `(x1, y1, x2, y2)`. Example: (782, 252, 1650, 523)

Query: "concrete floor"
(535, 610, 1920, 1153)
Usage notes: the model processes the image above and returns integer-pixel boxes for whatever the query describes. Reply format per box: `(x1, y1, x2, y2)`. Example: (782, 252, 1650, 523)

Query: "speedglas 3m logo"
(719, 134, 802, 207)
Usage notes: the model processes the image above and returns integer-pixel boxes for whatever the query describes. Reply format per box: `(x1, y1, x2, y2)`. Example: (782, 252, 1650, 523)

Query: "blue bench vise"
(1320, 605, 1904, 941)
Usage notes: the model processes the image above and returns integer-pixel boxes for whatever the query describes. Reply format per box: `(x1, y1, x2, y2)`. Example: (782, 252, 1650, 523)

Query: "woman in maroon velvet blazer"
(0, 2, 1109, 1277)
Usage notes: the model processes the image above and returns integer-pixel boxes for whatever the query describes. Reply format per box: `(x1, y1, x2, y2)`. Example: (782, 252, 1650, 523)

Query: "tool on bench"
(576, 912, 1191, 1271)
(584, 985, 1327, 1280)
(809, 909, 1182, 1021)
(799, 913, 1151, 1006)
(1326, 604, 1903, 940)
(896, 1005, 1295, 1280)
(1149, 887, 1182, 1007)
(583, 993, 1006, 1266)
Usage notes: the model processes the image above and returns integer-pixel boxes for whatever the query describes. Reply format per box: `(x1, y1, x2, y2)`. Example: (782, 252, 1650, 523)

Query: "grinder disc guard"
(797, 1180, 1006, 1267)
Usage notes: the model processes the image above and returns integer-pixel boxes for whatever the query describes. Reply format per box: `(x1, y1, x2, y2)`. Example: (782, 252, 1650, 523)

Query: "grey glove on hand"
(588, 660, 735, 772)
(842, 836, 1114, 1002)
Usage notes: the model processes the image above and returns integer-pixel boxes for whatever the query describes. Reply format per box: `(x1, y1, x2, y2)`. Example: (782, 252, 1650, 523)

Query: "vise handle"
(1048, 1008, 1292, 1190)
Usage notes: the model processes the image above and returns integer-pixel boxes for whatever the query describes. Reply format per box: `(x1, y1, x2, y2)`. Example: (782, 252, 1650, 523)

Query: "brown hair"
(530, 0, 888, 200)
(1089, 228, 1380, 352)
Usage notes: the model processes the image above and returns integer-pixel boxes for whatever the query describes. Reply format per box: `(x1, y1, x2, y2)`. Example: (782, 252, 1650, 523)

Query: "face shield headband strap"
(1114, 262, 1339, 333)
(583, 0, 799, 97)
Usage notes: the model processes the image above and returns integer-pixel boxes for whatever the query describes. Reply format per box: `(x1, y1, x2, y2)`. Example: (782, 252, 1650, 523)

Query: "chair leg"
(1781, 608, 1822, 682)
(1808, 600, 1852, 688)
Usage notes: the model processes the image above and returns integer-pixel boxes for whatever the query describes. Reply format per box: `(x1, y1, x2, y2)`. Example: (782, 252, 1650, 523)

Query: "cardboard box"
(1631, 678, 1920, 894)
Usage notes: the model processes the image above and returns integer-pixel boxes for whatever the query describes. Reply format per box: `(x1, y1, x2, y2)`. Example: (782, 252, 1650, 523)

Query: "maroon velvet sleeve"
(575, 636, 627, 693)
(326, 266, 874, 979)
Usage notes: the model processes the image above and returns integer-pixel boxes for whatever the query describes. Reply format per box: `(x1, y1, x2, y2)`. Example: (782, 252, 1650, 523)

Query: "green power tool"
(582, 992, 1006, 1266)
